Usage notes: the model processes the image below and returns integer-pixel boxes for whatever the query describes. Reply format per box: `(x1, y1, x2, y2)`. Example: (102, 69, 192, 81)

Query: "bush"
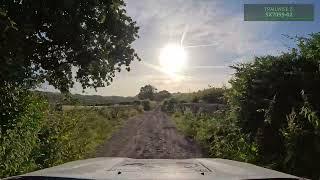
(165, 33, 320, 179)
(191, 96, 199, 103)
(35, 106, 139, 169)
(0, 85, 48, 177)
(280, 105, 320, 179)
(194, 88, 225, 103)
(161, 98, 178, 113)
(0, 85, 140, 178)
(133, 100, 141, 105)
(173, 87, 226, 104)
(225, 34, 320, 179)
(141, 100, 151, 111)
(172, 112, 258, 163)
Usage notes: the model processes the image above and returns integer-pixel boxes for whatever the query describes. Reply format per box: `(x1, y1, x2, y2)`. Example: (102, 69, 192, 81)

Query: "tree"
(154, 90, 171, 101)
(0, 0, 140, 92)
(137, 85, 157, 100)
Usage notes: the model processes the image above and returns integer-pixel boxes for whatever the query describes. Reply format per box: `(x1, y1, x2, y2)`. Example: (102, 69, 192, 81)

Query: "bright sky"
(41, 0, 320, 96)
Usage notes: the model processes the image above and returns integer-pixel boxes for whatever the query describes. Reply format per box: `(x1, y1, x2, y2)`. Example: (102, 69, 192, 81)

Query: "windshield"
(0, 0, 318, 180)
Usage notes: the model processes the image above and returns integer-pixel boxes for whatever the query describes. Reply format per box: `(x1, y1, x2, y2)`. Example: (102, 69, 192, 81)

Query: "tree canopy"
(0, 0, 140, 92)
(154, 90, 171, 102)
(137, 85, 157, 100)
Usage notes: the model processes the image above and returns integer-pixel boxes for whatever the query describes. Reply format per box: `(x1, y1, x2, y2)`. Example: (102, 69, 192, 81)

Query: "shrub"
(225, 34, 320, 179)
(141, 100, 151, 111)
(163, 34, 320, 179)
(191, 96, 199, 103)
(161, 98, 178, 113)
(196, 88, 226, 103)
(133, 100, 141, 105)
(0, 85, 140, 178)
(173, 87, 226, 104)
(35, 106, 139, 169)
(0, 85, 48, 177)
(172, 112, 258, 163)
(281, 104, 320, 179)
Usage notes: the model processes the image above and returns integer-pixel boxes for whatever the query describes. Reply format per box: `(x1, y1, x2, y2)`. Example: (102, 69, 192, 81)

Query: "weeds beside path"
(0, 102, 141, 178)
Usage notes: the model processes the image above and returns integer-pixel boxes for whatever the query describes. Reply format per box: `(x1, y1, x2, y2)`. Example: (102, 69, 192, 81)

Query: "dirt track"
(95, 108, 204, 158)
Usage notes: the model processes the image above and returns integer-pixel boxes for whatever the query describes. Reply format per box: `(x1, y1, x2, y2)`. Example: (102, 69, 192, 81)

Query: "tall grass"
(35, 106, 140, 169)
(172, 112, 258, 163)
(173, 87, 226, 103)
(0, 93, 141, 178)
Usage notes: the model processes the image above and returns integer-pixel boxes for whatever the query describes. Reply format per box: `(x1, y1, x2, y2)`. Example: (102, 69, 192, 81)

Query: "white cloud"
(126, 0, 285, 62)
(39, 1, 289, 95)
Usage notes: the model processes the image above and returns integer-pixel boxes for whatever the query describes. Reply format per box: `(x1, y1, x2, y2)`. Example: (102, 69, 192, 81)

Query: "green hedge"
(0, 85, 48, 177)
(0, 86, 140, 178)
(167, 33, 320, 179)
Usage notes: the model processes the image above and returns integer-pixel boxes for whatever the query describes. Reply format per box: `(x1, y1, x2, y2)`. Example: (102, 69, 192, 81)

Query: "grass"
(38, 105, 142, 169)
(171, 112, 258, 163)
(0, 100, 142, 178)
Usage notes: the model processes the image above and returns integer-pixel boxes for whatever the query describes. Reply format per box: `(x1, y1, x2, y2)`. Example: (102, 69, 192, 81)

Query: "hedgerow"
(0, 85, 140, 178)
(165, 33, 320, 179)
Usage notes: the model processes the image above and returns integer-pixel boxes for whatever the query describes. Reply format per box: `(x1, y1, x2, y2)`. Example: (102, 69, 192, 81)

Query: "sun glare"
(159, 44, 187, 75)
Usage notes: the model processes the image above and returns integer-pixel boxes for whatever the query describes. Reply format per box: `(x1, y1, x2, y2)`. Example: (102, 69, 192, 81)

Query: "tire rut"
(95, 108, 204, 158)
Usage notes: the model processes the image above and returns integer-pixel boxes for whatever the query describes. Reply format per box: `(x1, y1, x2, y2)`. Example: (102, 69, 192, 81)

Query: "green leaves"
(0, 90, 141, 178)
(298, 32, 320, 61)
(137, 85, 157, 100)
(172, 112, 258, 163)
(227, 34, 320, 179)
(0, 88, 48, 177)
(154, 90, 171, 102)
(0, 0, 140, 91)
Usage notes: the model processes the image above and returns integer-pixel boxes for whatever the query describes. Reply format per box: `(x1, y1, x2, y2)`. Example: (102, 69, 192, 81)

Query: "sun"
(159, 44, 187, 75)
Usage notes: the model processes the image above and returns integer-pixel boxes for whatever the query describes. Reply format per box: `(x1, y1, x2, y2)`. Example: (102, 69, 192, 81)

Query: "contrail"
(180, 24, 216, 49)
(191, 65, 228, 69)
(180, 25, 188, 47)
(184, 43, 217, 48)
(146, 25, 223, 74)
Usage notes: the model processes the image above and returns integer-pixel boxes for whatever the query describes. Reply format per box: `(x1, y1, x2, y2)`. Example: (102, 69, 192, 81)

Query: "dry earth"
(95, 108, 204, 158)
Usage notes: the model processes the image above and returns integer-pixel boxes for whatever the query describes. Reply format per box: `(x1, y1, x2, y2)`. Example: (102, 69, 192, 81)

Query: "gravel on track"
(95, 108, 204, 158)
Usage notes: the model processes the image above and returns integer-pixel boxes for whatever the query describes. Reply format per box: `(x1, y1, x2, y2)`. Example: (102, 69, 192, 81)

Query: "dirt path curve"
(95, 107, 204, 158)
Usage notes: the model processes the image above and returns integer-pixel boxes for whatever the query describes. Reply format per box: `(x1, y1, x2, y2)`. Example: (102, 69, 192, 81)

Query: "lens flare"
(159, 44, 187, 74)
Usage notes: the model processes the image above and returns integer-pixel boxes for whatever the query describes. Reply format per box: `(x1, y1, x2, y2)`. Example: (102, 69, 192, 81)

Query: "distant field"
(62, 105, 136, 111)
(35, 90, 138, 106)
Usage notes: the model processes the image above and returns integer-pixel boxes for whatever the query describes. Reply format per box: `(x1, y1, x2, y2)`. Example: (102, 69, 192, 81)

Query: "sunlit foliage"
(0, 0, 140, 92)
